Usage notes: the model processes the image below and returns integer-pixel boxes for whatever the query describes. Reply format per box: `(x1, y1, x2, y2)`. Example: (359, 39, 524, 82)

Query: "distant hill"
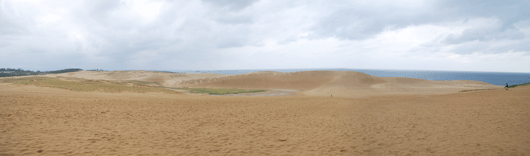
(0, 68, 83, 77)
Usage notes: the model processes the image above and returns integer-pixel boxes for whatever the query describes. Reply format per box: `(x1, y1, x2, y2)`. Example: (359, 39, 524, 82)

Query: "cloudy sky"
(1, 0, 530, 72)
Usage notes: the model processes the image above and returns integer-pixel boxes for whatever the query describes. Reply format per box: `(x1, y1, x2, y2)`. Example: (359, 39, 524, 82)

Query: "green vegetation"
(459, 82, 530, 92)
(114, 80, 162, 86)
(85, 69, 108, 71)
(459, 89, 492, 93)
(0, 77, 179, 94)
(175, 87, 266, 95)
(507, 82, 530, 88)
(0, 68, 82, 77)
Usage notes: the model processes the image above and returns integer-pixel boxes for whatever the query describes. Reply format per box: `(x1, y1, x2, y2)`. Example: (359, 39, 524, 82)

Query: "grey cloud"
(310, 0, 529, 41)
(199, 1, 256, 25)
(200, 0, 259, 11)
(278, 36, 298, 45)
(1, 0, 529, 72)
(415, 34, 530, 55)
(0, 14, 25, 36)
(212, 14, 253, 24)
(448, 40, 530, 55)
(434, 0, 528, 26)
(443, 27, 525, 44)
(0, 2, 28, 36)
(308, 2, 442, 40)
(86, 0, 121, 22)
(310, 9, 382, 40)
(215, 34, 249, 48)
(489, 40, 530, 54)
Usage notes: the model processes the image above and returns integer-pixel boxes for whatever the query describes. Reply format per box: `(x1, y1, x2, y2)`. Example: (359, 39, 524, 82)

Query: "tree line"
(0, 68, 83, 77)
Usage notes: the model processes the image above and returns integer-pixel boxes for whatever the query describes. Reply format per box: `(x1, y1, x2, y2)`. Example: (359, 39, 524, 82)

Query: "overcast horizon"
(1, 0, 530, 73)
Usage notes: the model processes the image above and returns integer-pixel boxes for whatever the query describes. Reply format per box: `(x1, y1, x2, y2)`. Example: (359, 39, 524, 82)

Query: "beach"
(1, 71, 529, 155)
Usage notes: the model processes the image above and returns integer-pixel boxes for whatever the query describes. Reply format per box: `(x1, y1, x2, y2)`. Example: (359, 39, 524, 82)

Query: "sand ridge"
(38, 70, 228, 87)
(180, 71, 503, 97)
(36, 70, 502, 98)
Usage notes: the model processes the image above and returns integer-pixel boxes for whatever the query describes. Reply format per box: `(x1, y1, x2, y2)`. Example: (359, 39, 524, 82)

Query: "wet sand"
(1, 82, 529, 155)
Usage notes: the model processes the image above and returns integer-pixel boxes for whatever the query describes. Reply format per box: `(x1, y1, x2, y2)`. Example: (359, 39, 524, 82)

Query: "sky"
(1, 0, 530, 72)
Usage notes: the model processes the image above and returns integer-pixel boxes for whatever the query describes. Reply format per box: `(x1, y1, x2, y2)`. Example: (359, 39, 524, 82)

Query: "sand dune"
(41, 70, 227, 87)
(180, 71, 502, 97)
(1, 82, 528, 155)
(39, 70, 502, 98)
(182, 71, 342, 90)
(0, 71, 526, 155)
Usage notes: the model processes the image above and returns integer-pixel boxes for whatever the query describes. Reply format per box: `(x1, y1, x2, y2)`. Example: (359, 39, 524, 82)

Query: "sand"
(1, 71, 529, 155)
(41, 71, 227, 87)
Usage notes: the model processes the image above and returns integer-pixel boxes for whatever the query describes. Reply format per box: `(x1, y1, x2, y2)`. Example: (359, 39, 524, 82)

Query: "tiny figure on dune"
(331, 94, 332, 98)
(505, 83, 509, 90)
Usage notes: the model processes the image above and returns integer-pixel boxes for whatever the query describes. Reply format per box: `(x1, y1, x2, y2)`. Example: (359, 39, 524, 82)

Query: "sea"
(169, 68, 530, 86)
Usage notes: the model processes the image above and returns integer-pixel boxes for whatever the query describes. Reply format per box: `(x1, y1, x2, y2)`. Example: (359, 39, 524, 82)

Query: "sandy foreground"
(1, 71, 529, 155)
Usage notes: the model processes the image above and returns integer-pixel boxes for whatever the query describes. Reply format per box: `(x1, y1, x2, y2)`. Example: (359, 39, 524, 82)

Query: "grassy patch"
(0, 77, 179, 94)
(113, 80, 161, 86)
(507, 82, 530, 88)
(459, 89, 492, 93)
(175, 88, 266, 95)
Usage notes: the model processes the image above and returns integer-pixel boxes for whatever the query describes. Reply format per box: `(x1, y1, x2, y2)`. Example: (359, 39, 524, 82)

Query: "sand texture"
(1, 71, 528, 155)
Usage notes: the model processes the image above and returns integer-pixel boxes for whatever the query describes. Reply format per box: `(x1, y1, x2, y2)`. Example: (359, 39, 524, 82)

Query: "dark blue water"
(169, 68, 530, 86)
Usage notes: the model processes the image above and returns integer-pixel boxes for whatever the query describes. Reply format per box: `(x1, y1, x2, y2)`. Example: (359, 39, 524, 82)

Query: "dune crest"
(41, 70, 503, 97)
(180, 71, 502, 97)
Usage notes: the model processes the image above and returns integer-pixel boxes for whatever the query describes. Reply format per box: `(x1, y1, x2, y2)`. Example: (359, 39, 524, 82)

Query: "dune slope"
(37, 70, 503, 97)
(181, 71, 502, 97)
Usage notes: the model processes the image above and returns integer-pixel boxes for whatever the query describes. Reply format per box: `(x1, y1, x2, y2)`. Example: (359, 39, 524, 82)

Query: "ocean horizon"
(167, 68, 530, 86)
